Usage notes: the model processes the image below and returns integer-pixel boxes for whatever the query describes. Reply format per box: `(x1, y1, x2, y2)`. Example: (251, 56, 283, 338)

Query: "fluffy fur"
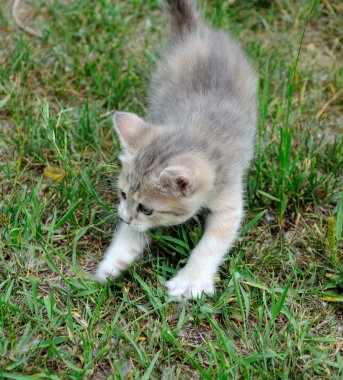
(95, 0, 257, 299)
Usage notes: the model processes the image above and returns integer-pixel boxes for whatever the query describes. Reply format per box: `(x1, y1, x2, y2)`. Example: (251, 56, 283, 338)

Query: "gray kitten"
(95, 0, 257, 299)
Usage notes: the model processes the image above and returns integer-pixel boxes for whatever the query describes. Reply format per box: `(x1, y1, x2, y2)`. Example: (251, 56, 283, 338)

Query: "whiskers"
(143, 233, 152, 254)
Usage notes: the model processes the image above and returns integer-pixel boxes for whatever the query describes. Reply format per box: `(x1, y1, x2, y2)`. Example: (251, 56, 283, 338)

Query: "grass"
(0, 0, 342, 378)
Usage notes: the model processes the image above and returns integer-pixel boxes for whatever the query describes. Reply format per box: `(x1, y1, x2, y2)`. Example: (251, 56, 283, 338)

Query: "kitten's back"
(150, 0, 257, 132)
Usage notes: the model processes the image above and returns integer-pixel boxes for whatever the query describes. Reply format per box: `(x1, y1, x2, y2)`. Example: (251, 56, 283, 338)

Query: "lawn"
(0, 0, 342, 378)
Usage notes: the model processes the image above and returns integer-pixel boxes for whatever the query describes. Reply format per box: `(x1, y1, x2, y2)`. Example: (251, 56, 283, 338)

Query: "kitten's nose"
(120, 217, 131, 225)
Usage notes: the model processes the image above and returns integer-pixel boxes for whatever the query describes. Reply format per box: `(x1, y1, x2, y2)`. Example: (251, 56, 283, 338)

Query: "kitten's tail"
(165, 0, 201, 39)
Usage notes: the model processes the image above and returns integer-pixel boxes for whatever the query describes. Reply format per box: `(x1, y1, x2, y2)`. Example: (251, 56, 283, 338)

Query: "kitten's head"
(113, 112, 214, 232)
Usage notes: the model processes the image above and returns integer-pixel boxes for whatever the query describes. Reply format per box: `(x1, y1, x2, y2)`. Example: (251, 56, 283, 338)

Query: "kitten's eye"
(120, 191, 127, 200)
(138, 204, 153, 216)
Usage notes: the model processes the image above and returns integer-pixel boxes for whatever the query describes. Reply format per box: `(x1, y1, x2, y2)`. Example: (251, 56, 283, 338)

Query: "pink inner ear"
(159, 166, 193, 197)
(176, 176, 190, 195)
(113, 112, 148, 152)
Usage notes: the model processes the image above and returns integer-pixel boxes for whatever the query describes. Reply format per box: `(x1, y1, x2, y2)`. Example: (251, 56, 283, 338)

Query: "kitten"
(95, 0, 257, 299)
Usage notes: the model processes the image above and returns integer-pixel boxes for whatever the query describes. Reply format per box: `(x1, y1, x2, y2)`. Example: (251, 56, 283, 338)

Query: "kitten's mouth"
(129, 224, 150, 233)
(120, 217, 150, 232)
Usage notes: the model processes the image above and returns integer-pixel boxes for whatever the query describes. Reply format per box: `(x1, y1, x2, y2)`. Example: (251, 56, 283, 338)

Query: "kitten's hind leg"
(166, 186, 243, 299)
(95, 223, 148, 284)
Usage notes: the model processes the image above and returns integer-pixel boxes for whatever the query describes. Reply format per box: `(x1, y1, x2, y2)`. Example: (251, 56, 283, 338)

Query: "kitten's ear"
(113, 112, 149, 153)
(158, 166, 197, 197)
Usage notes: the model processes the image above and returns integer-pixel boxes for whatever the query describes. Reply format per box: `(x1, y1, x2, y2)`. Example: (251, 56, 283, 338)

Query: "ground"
(0, 0, 342, 379)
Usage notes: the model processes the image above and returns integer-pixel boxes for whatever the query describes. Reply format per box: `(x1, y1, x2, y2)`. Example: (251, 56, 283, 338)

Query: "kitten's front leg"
(167, 189, 243, 299)
(95, 223, 148, 284)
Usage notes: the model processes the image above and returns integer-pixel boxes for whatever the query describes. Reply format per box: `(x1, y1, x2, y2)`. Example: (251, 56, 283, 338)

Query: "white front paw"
(94, 256, 130, 284)
(166, 269, 215, 299)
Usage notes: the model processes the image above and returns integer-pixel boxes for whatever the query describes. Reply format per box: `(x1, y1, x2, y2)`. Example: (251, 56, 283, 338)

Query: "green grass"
(0, 0, 342, 378)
